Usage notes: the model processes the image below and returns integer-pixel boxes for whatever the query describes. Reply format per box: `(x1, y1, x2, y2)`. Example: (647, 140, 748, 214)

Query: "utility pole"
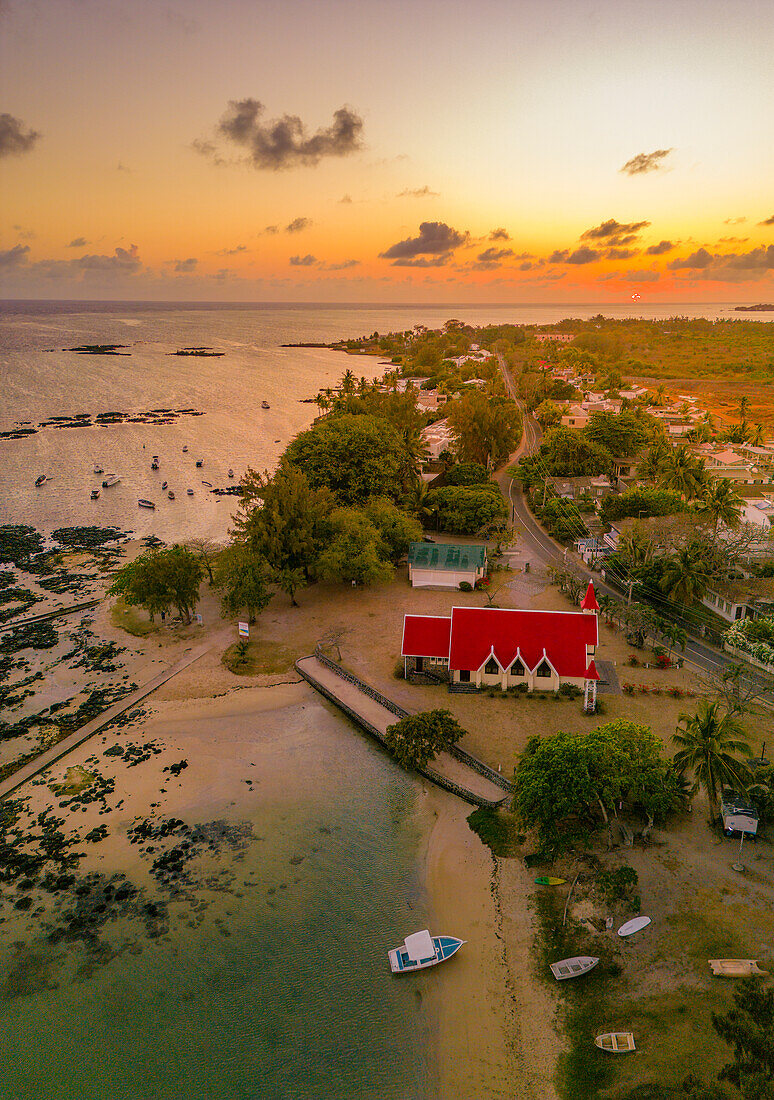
(627, 579, 635, 605)
(542, 476, 549, 507)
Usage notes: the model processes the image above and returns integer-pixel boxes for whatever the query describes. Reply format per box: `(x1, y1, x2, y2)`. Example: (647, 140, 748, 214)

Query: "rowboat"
(162, 481, 168, 490)
(388, 930, 465, 974)
(595, 1032, 635, 1053)
(102, 474, 121, 488)
(138, 499, 155, 510)
(618, 917, 651, 938)
(187, 488, 194, 496)
(202, 480, 213, 488)
(168, 490, 175, 500)
(709, 959, 768, 978)
(535, 877, 566, 886)
(35, 474, 48, 486)
(90, 488, 100, 500)
(550, 956, 599, 981)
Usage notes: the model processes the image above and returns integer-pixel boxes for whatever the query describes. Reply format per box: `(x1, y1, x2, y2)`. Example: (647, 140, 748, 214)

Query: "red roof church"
(401, 581, 600, 693)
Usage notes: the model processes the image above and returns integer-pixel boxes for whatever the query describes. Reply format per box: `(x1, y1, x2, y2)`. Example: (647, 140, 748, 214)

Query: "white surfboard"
(617, 916, 651, 938)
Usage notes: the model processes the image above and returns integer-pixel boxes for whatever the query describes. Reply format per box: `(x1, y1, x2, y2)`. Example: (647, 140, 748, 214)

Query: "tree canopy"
(447, 390, 521, 468)
(315, 508, 394, 586)
(385, 709, 466, 769)
(427, 483, 507, 535)
(109, 546, 203, 623)
(513, 720, 685, 852)
(214, 543, 273, 623)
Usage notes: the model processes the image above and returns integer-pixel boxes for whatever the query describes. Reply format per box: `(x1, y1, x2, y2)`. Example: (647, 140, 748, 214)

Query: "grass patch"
(110, 599, 159, 637)
(222, 639, 296, 675)
(49, 765, 96, 796)
(466, 806, 522, 856)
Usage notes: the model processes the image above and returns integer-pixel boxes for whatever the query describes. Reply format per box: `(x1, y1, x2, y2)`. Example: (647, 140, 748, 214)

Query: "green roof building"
(407, 542, 487, 589)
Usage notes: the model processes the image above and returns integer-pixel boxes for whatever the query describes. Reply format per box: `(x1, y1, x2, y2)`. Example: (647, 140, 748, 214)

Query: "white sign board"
(238, 622, 249, 638)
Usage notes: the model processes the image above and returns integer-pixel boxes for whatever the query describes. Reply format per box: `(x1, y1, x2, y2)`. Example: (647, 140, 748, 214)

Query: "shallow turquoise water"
(0, 701, 434, 1100)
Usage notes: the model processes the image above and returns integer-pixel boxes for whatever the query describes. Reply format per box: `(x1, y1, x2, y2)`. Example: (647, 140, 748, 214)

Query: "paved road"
(493, 352, 765, 690)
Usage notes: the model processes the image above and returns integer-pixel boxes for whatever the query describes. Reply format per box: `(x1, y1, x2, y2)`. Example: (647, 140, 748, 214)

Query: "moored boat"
(388, 930, 465, 974)
(262, 400, 270, 409)
(550, 956, 599, 981)
(151, 456, 159, 470)
(138, 499, 155, 509)
(34, 474, 48, 486)
(182, 445, 188, 452)
(595, 1032, 635, 1053)
(168, 490, 175, 500)
(93, 463, 104, 474)
(195, 459, 203, 467)
(102, 474, 121, 488)
(187, 488, 194, 496)
(202, 480, 212, 488)
(161, 481, 168, 490)
(90, 488, 100, 500)
(228, 468, 234, 478)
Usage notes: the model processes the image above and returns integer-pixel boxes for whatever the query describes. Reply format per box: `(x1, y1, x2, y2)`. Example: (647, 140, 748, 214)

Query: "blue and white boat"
(388, 929, 465, 974)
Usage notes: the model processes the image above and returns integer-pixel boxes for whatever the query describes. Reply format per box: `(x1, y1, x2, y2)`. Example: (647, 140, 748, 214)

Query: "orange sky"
(2, 0, 774, 302)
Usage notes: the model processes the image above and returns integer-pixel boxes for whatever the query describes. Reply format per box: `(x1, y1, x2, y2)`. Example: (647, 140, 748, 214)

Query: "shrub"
(667, 686, 684, 698)
(638, 685, 650, 694)
(626, 655, 640, 667)
(559, 683, 582, 698)
(459, 581, 473, 592)
(595, 865, 639, 907)
(393, 659, 405, 680)
(623, 683, 635, 695)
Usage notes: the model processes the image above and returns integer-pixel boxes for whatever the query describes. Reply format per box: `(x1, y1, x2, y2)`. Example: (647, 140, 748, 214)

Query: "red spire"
(585, 660, 600, 681)
(581, 580, 600, 612)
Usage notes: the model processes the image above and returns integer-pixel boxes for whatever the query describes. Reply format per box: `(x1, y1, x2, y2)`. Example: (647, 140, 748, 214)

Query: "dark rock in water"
(14, 896, 33, 910)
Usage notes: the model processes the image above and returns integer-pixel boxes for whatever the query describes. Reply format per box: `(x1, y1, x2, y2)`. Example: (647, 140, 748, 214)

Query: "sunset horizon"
(2, 0, 774, 305)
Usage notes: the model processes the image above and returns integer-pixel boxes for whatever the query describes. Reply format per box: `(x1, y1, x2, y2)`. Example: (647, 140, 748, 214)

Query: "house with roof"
(401, 581, 601, 706)
(407, 542, 487, 589)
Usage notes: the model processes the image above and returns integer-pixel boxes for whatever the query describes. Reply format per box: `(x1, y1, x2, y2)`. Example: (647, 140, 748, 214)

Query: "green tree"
(427, 484, 507, 535)
(658, 444, 707, 499)
(109, 546, 203, 624)
(315, 508, 394, 586)
(235, 466, 333, 604)
(385, 709, 466, 769)
(659, 541, 714, 603)
(513, 721, 684, 851)
(698, 478, 744, 531)
(443, 462, 489, 486)
(600, 486, 685, 524)
(584, 409, 649, 459)
(447, 390, 521, 468)
(284, 414, 407, 505)
(713, 978, 774, 1099)
(673, 701, 752, 822)
(533, 399, 563, 430)
(364, 498, 422, 562)
(214, 544, 273, 623)
(538, 425, 613, 477)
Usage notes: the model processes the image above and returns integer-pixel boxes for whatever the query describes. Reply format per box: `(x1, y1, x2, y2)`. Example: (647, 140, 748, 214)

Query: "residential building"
(407, 542, 487, 589)
(535, 333, 574, 343)
(420, 418, 455, 461)
(548, 475, 612, 502)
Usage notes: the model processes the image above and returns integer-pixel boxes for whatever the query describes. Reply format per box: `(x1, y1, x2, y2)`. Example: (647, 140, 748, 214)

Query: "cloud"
(174, 257, 197, 272)
(759, 215, 774, 227)
(566, 246, 601, 264)
(289, 254, 317, 266)
(338, 194, 353, 204)
(397, 186, 439, 198)
(390, 254, 452, 268)
(717, 236, 749, 245)
(76, 244, 141, 273)
(0, 244, 30, 267)
(116, 161, 133, 173)
(262, 225, 278, 235)
(215, 244, 247, 256)
(549, 249, 569, 263)
(191, 137, 226, 166)
(645, 239, 674, 255)
(619, 148, 672, 175)
(624, 269, 661, 282)
(606, 247, 639, 260)
(581, 219, 650, 245)
(724, 216, 747, 225)
(474, 247, 514, 269)
(285, 216, 311, 234)
(206, 99, 364, 170)
(668, 245, 774, 280)
(0, 113, 41, 159)
(668, 247, 714, 270)
(489, 228, 510, 241)
(379, 221, 468, 260)
(12, 224, 35, 240)
(323, 259, 360, 271)
(67, 237, 88, 248)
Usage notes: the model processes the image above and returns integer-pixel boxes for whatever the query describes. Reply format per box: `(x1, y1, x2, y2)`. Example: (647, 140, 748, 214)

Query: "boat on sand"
(138, 499, 155, 509)
(709, 959, 767, 977)
(595, 1032, 635, 1053)
(535, 877, 566, 886)
(550, 956, 599, 981)
(618, 916, 651, 938)
(388, 930, 465, 974)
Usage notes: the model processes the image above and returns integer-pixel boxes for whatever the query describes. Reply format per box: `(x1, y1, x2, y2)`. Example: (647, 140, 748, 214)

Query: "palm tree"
(750, 422, 765, 446)
(650, 383, 669, 408)
(403, 479, 435, 526)
(698, 477, 744, 531)
(340, 368, 357, 395)
(673, 701, 752, 822)
(659, 541, 713, 603)
(637, 438, 671, 482)
(659, 445, 707, 500)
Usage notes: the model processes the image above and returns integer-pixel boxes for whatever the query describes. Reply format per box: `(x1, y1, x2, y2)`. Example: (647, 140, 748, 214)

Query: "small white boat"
(228, 468, 234, 478)
(618, 917, 651, 938)
(161, 481, 168, 490)
(93, 463, 103, 474)
(35, 474, 48, 487)
(138, 499, 155, 510)
(187, 488, 194, 496)
(151, 456, 159, 470)
(262, 400, 270, 409)
(90, 488, 100, 500)
(168, 490, 175, 500)
(102, 474, 121, 488)
(388, 930, 465, 974)
(709, 959, 768, 978)
(595, 1032, 635, 1054)
(182, 445, 188, 452)
(550, 956, 599, 981)
(202, 480, 213, 488)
